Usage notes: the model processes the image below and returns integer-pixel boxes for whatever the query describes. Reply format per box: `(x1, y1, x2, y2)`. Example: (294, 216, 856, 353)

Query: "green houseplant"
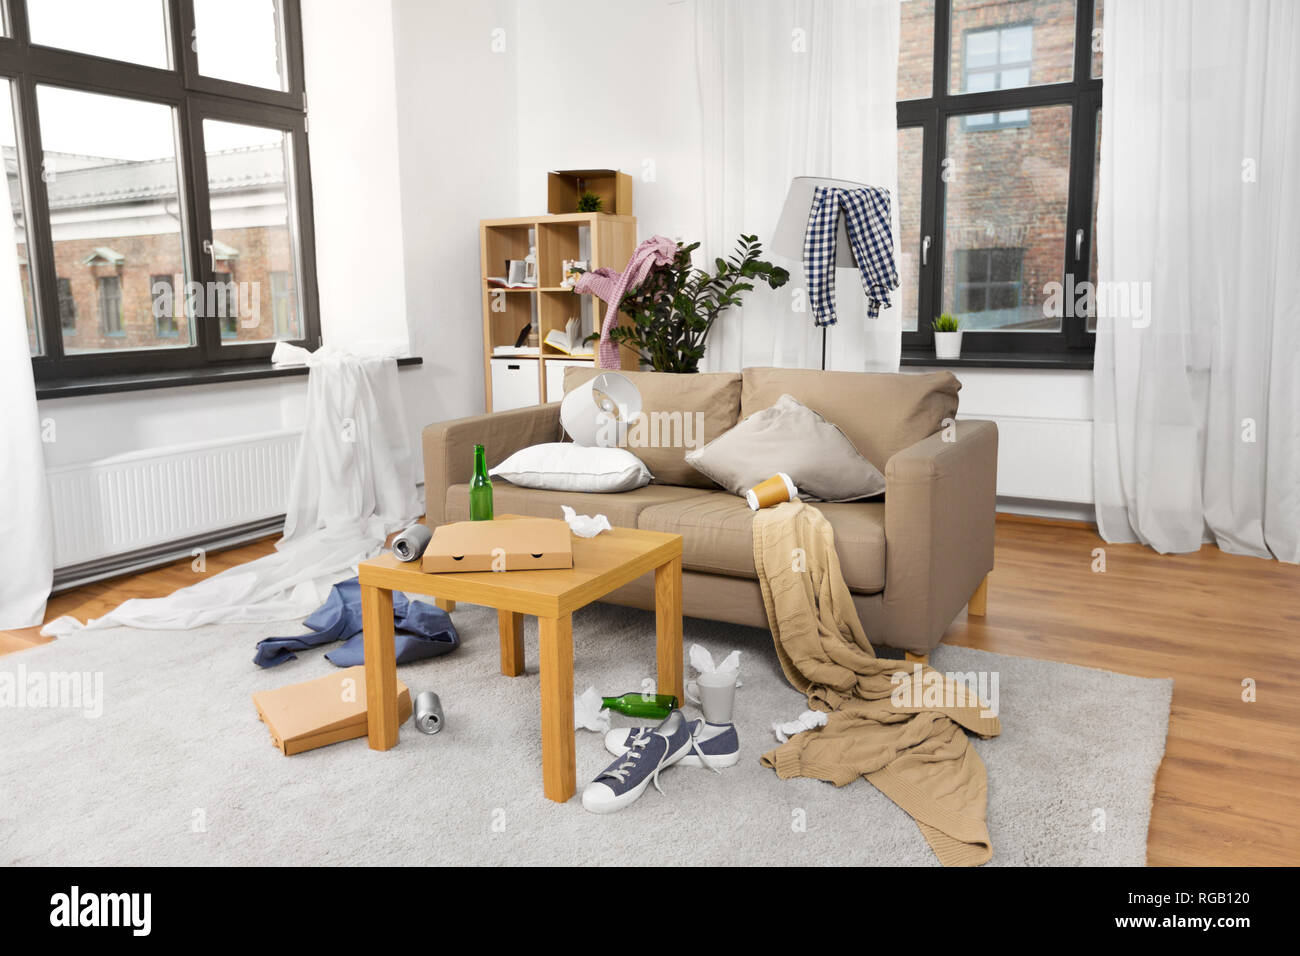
(577, 190, 604, 212)
(588, 235, 789, 373)
(932, 312, 963, 360)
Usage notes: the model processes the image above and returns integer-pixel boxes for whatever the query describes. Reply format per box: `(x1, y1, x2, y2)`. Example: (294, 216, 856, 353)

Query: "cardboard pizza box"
(252, 666, 412, 756)
(421, 517, 574, 573)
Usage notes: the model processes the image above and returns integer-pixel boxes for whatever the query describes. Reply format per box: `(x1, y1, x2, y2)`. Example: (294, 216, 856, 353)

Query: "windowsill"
(900, 349, 1093, 370)
(35, 355, 423, 400)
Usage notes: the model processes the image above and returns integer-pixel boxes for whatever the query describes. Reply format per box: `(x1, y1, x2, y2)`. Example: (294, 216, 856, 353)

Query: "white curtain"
(0, 169, 54, 629)
(695, 0, 901, 373)
(1094, 0, 1300, 562)
(42, 345, 421, 634)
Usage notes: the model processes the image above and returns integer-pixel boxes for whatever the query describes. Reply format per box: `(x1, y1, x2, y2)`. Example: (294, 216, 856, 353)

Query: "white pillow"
(489, 442, 652, 493)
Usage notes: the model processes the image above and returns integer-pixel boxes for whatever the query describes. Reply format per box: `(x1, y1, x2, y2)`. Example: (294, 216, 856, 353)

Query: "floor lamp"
(771, 175, 871, 370)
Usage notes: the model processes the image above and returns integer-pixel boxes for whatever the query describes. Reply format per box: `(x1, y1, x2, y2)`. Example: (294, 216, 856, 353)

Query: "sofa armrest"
(421, 403, 563, 527)
(881, 418, 998, 654)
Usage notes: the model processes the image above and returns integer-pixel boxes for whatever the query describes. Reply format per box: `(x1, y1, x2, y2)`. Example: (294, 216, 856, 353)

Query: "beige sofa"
(422, 367, 997, 657)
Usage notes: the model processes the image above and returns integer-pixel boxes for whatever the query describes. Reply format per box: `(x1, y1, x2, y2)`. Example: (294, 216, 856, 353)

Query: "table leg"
(361, 583, 398, 751)
(435, 598, 456, 613)
(655, 555, 685, 705)
(538, 614, 575, 802)
(498, 609, 525, 676)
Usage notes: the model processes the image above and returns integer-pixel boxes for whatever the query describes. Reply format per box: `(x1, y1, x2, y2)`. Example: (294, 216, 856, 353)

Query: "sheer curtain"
(695, 0, 900, 373)
(1094, 0, 1300, 562)
(0, 125, 54, 628)
(0, 261, 54, 631)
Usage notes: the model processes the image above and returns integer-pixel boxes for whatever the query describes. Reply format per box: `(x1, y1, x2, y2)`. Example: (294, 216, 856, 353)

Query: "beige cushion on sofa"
(446, 479, 708, 528)
(685, 393, 886, 501)
(563, 367, 742, 488)
(637, 492, 886, 594)
(740, 367, 960, 470)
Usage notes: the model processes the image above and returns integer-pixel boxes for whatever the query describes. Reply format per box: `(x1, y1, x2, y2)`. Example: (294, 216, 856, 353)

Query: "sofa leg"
(968, 575, 988, 617)
(904, 651, 928, 665)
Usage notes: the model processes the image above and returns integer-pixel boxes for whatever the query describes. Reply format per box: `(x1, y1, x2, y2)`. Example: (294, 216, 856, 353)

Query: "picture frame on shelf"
(560, 259, 588, 290)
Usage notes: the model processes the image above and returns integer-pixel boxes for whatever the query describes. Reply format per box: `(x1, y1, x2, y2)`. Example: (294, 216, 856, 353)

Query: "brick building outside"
(897, 0, 1092, 332)
(9, 143, 300, 356)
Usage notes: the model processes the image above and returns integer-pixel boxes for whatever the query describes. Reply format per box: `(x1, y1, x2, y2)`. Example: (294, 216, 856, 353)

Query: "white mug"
(686, 669, 738, 724)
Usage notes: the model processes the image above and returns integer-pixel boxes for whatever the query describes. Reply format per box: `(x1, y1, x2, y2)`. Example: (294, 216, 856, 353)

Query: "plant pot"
(934, 330, 963, 360)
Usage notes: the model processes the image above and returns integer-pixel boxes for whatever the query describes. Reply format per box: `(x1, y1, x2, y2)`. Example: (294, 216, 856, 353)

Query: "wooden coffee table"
(357, 519, 684, 803)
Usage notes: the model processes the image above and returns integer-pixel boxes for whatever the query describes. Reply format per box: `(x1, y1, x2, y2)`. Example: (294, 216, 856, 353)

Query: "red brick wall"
(20, 223, 296, 353)
(898, 0, 1081, 331)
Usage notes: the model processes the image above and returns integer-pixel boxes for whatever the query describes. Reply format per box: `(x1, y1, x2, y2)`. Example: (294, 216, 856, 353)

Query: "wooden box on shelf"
(479, 212, 638, 411)
(546, 169, 634, 216)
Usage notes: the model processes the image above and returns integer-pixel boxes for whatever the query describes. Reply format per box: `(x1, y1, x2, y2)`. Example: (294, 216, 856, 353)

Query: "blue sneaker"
(582, 710, 698, 814)
(604, 719, 740, 769)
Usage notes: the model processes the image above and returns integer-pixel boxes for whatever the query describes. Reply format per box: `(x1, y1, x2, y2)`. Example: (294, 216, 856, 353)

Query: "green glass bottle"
(469, 443, 493, 521)
(601, 693, 679, 720)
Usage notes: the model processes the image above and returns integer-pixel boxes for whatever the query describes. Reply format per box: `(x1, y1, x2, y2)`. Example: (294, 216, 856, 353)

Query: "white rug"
(0, 601, 1171, 866)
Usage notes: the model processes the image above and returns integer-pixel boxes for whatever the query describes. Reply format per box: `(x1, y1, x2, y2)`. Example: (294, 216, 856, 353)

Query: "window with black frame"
(895, 0, 1103, 360)
(0, 0, 319, 384)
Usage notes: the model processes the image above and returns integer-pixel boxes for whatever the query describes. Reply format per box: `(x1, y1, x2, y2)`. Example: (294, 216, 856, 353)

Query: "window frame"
(899, 0, 1101, 356)
(0, 0, 320, 383)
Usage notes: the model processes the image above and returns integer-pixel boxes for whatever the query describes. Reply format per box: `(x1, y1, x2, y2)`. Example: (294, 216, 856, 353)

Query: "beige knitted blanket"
(753, 500, 1001, 866)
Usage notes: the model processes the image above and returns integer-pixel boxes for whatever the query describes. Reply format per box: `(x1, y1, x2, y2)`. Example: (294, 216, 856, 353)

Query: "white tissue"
(574, 686, 611, 732)
(772, 709, 828, 743)
(562, 505, 612, 538)
(689, 643, 742, 687)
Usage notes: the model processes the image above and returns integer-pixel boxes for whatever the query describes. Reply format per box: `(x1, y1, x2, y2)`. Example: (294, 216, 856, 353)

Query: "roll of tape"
(392, 523, 433, 562)
(414, 690, 445, 734)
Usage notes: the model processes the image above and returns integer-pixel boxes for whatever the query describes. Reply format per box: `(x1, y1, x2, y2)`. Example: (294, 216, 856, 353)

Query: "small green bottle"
(469, 443, 493, 521)
(601, 693, 679, 720)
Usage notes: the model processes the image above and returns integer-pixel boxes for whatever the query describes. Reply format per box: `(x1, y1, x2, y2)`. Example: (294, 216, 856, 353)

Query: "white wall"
(301, 0, 410, 350)
(940, 367, 1094, 517)
(389, 0, 520, 436)
(513, 0, 704, 242)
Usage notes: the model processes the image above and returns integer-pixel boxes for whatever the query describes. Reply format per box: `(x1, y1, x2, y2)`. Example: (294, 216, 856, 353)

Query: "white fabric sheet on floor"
(41, 344, 421, 636)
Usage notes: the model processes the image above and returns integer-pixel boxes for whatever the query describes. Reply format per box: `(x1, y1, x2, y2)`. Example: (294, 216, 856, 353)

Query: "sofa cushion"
(740, 367, 960, 471)
(563, 367, 742, 488)
(446, 479, 709, 528)
(636, 493, 886, 594)
(685, 393, 886, 501)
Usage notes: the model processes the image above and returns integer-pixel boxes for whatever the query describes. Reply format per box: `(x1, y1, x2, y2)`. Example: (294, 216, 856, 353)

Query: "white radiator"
(46, 430, 301, 569)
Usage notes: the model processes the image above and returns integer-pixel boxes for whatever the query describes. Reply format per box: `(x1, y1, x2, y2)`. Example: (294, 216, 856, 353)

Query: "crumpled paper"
(574, 686, 611, 732)
(689, 643, 742, 687)
(772, 709, 828, 743)
(562, 505, 612, 538)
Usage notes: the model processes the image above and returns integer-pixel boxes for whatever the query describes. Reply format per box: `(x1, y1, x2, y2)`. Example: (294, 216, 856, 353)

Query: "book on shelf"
(486, 276, 537, 290)
(543, 316, 593, 357)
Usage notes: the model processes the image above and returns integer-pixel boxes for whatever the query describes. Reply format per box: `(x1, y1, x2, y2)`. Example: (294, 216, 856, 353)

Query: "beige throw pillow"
(685, 394, 886, 502)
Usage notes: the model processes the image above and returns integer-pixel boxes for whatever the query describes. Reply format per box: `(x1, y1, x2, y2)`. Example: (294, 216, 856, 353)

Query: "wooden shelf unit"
(479, 213, 638, 411)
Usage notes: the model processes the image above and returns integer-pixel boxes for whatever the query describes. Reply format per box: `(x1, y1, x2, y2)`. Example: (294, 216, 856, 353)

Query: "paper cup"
(745, 472, 798, 511)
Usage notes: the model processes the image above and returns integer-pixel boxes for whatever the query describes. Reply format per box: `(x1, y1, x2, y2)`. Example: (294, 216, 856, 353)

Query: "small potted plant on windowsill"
(932, 312, 962, 360)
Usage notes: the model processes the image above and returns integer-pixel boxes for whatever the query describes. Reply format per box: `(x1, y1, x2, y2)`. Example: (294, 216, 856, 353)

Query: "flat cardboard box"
(422, 517, 574, 573)
(253, 666, 412, 756)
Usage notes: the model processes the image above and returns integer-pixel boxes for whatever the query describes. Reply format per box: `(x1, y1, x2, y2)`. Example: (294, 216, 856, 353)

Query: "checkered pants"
(802, 185, 899, 327)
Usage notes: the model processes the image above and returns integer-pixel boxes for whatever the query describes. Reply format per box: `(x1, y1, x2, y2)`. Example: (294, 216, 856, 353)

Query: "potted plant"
(588, 235, 789, 372)
(577, 190, 604, 212)
(932, 312, 962, 360)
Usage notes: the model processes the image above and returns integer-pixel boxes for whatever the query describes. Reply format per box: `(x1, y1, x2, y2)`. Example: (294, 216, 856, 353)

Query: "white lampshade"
(560, 372, 642, 447)
(771, 175, 870, 264)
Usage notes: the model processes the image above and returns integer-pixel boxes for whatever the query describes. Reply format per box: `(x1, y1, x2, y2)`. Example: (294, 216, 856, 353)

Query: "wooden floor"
(3, 515, 1297, 866)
